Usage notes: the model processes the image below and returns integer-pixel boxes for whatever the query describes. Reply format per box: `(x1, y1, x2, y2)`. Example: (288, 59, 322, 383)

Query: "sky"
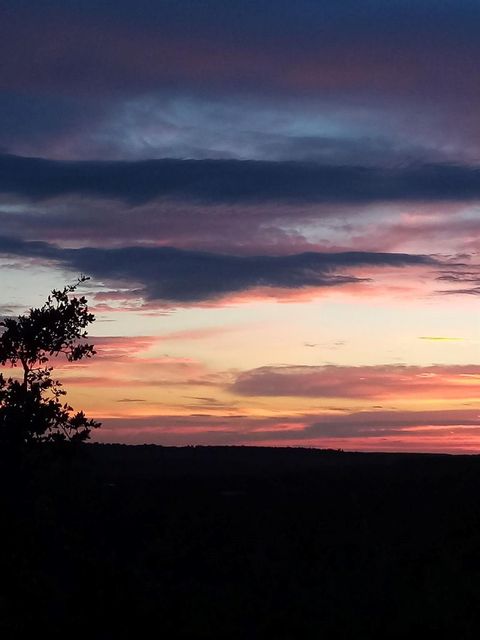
(1, 0, 479, 452)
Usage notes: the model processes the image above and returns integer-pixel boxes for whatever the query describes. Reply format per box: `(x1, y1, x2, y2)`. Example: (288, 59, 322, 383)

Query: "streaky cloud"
(418, 336, 463, 341)
(94, 408, 480, 447)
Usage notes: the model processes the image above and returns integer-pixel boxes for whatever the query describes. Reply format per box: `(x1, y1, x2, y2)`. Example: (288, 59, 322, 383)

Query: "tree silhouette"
(0, 276, 101, 448)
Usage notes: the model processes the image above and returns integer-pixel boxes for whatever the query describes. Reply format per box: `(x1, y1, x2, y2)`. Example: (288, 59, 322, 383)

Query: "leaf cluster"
(0, 276, 101, 447)
(0, 276, 96, 369)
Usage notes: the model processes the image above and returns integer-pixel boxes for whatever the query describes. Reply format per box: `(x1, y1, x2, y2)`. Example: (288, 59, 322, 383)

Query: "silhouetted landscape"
(3, 2, 480, 637)
(2, 444, 480, 638)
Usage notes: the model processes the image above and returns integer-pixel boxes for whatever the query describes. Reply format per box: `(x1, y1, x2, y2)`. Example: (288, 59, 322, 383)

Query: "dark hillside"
(2, 445, 480, 638)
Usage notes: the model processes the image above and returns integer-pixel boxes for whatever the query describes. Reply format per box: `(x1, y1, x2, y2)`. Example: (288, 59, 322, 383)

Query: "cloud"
(440, 286, 480, 296)
(0, 197, 329, 256)
(0, 235, 437, 302)
(436, 267, 480, 296)
(92, 408, 480, 449)
(86, 335, 160, 360)
(2, 1, 480, 102)
(160, 326, 242, 341)
(0, 92, 109, 159)
(3, 155, 480, 205)
(232, 364, 480, 399)
(418, 336, 464, 342)
(255, 134, 441, 167)
(306, 409, 480, 439)
(343, 210, 480, 254)
(2, 1, 480, 167)
(0, 195, 477, 263)
(60, 353, 219, 389)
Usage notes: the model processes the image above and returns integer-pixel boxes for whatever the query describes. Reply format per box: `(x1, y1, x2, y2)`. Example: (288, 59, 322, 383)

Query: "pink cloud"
(159, 325, 244, 341)
(232, 364, 480, 400)
(92, 408, 480, 453)
(87, 335, 160, 359)
(347, 208, 480, 254)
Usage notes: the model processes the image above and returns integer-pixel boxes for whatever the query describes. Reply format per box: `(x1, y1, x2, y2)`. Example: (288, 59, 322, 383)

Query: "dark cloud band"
(0, 236, 437, 303)
(2, 155, 480, 204)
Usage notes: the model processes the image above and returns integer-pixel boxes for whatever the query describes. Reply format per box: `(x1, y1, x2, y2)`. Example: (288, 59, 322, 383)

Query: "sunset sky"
(1, 0, 479, 451)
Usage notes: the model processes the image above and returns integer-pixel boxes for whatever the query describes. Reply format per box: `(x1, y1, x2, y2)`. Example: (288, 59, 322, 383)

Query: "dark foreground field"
(2, 445, 480, 638)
